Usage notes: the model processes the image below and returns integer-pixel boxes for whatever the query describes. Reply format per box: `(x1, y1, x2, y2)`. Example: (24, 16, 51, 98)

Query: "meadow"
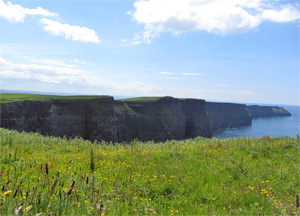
(0, 128, 299, 215)
(0, 93, 107, 104)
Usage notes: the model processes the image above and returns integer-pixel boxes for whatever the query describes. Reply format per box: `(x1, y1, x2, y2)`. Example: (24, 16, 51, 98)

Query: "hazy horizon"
(0, 0, 299, 106)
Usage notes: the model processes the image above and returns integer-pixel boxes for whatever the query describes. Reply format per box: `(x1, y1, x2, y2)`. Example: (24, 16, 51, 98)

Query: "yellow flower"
(84, 200, 88, 203)
(2, 190, 12, 197)
(23, 206, 32, 212)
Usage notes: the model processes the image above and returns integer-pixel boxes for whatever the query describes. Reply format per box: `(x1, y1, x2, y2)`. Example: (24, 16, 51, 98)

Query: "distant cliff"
(115, 97, 211, 141)
(206, 102, 252, 130)
(247, 105, 291, 118)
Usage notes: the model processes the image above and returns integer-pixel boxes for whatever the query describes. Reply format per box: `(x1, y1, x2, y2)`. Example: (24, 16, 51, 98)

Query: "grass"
(0, 93, 109, 103)
(0, 128, 299, 215)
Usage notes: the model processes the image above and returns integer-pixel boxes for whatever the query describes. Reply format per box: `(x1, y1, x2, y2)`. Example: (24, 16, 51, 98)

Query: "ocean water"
(212, 105, 300, 139)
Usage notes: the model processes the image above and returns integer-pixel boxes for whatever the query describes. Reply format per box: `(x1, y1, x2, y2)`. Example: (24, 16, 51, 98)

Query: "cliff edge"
(115, 97, 211, 141)
(206, 102, 252, 130)
(247, 105, 291, 118)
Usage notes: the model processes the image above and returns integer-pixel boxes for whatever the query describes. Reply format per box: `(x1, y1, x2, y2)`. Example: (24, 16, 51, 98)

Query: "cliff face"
(0, 97, 118, 141)
(247, 105, 291, 118)
(206, 102, 252, 130)
(1, 95, 291, 142)
(115, 97, 211, 141)
(0, 96, 211, 142)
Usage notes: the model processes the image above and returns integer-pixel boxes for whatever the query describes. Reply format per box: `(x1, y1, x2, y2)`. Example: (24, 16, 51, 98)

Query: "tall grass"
(0, 128, 299, 215)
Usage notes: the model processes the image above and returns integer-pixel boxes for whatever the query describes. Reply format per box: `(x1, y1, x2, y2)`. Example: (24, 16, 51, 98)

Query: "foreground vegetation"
(0, 129, 299, 215)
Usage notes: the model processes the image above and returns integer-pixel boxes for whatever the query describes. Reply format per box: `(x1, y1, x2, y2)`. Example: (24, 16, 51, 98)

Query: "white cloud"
(262, 5, 300, 23)
(71, 59, 86, 65)
(24, 57, 76, 68)
(157, 71, 176, 75)
(0, 56, 163, 94)
(40, 18, 101, 43)
(182, 72, 203, 76)
(0, 1, 100, 43)
(0, 0, 57, 22)
(130, 0, 300, 43)
(0, 56, 260, 100)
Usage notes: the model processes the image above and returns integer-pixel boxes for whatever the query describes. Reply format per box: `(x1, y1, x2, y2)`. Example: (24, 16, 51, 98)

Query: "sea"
(212, 105, 300, 139)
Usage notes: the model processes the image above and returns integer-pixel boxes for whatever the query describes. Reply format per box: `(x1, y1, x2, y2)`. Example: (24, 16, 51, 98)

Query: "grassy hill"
(0, 128, 299, 215)
(0, 93, 109, 104)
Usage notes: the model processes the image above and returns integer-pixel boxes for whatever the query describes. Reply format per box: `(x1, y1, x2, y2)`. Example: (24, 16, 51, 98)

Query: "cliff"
(115, 97, 211, 141)
(0, 97, 118, 141)
(206, 102, 252, 130)
(0, 96, 211, 142)
(1, 93, 291, 142)
(247, 105, 291, 118)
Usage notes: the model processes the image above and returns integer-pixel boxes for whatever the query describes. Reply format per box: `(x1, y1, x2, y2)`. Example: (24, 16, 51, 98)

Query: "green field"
(0, 129, 299, 215)
(0, 93, 108, 104)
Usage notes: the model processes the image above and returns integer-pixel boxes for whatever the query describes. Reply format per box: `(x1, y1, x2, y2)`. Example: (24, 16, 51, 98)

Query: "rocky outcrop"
(247, 105, 291, 118)
(0, 97, 118, 141)
(206, 102, 252, 130)
(115, 97, 211, 141)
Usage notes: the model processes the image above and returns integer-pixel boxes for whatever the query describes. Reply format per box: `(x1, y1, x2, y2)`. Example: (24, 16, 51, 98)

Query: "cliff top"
(0, 93, 111, 103)
(120, 97, 163, 102)
(120, 96, 204, 103)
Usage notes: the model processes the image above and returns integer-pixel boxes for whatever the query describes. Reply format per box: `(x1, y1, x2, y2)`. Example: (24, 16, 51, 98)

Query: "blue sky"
(0, 0, 299, 105)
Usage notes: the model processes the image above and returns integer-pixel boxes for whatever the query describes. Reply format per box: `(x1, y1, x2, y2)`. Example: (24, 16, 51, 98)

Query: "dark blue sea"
(212, 105, 300, 139)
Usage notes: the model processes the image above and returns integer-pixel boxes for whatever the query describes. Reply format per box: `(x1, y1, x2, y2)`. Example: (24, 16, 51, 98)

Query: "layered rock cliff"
(206, 102, 252, 130)
(0, 95, 291, 142)
(115, 97, 211, 141)
(247, 105, 291, 118)
(0, 97, 118, 141)
(0, 96, 211, 142)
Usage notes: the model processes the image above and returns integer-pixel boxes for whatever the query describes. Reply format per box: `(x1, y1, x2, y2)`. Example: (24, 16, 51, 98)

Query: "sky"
(0, 0, 299, 105)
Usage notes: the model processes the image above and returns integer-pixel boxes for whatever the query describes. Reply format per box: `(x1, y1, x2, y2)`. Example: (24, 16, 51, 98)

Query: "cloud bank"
(0, 56, 162, 94)
(130, 0, 300, 43)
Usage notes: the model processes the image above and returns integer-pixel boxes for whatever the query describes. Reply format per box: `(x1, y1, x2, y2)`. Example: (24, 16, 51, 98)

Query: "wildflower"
(23, 206, 32, 212)
(2, 190, 12, 197)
